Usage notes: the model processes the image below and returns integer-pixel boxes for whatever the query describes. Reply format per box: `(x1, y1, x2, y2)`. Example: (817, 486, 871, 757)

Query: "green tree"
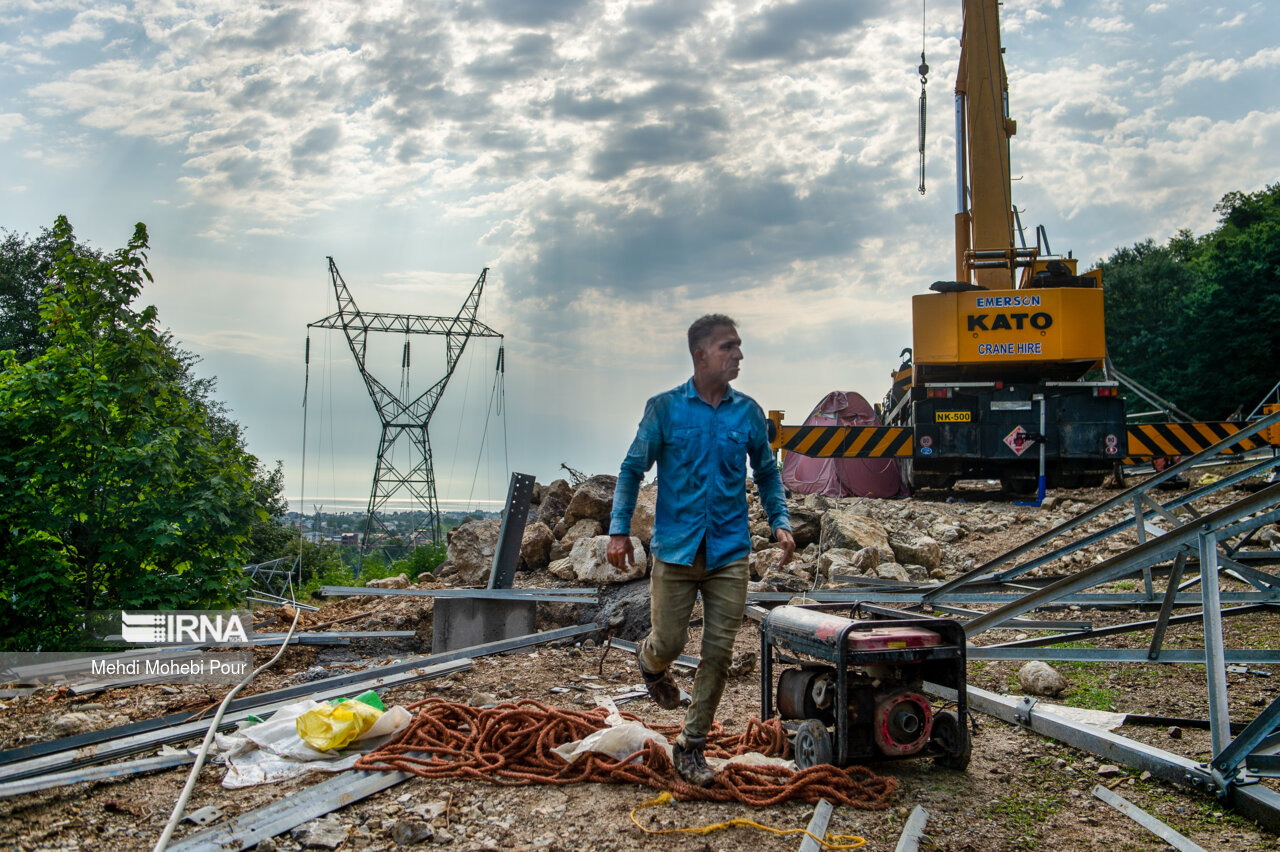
(244, 460, 295, 564)
(1184, 184, 1280, 417)
(1099, 236, 1202, 407)
(0, 226, 88, 362)
(0, 217, 263, 650)
(1101, 183, 1280, 420)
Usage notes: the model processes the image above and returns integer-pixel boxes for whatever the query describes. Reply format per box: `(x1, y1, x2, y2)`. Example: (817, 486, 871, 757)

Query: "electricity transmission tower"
(309, 258, 502, 554)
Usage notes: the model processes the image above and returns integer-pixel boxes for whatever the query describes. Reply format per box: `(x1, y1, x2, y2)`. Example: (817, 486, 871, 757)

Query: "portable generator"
(759, 605, 970, 770)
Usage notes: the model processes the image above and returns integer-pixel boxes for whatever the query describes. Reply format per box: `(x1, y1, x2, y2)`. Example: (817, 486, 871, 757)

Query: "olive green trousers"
(638, 550, 749, 739)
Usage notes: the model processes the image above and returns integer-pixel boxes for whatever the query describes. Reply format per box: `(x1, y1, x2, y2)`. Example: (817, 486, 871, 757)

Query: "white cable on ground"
(152, 607, 302, 852)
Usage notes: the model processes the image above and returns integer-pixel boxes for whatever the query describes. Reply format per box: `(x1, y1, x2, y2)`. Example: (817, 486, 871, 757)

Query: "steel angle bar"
(0, 752, 195, 799)
(1212, 694, 1280, 783)
(1215, 506, 1280, 544)
(246, 596, 319, 611)
(929, 410, 1280, 598)
(1150, 552, 1191, 659)
(0, 624, 594, 772)
(1215, 557, 1280, 593)
(1246, 754, 1280, 777)
(925, 682, 1212, 786)
(892, 805, 930, 852)
(924, 604, 1090, 631)
(319, 586, 597, 602)
(487, 471, 536, 591)
(168, 763, 419, 852)
(604, 637, 700, 670)
(986, 604, 1271, 650)
(989, 463, 1280, 587)
(251, 635, 348, 646)
(825, 575, 919, 588)
(406, 623, 600, 667)
(1091, 786, 1208, 852)
(962, 483, 1280, 636)
(798, 798, 834, 852)
(0, 659, 471, 784)
(967, 648, 1280, 664)
(1200, 533, 1233, 760)
(751, 590, 1271, 606)
(254, 631, 415, 642)
(925, 681, 1280, 833)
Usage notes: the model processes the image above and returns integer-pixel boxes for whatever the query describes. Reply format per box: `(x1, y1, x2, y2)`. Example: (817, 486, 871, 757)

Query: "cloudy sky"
(2, 0, 1276, 513)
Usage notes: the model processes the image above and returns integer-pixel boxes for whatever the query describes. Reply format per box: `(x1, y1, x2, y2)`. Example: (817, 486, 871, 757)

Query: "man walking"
(607, 314, 794, 787)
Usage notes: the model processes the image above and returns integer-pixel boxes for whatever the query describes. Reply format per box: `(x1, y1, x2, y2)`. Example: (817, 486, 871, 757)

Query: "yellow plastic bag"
(296, 699, 384, 751)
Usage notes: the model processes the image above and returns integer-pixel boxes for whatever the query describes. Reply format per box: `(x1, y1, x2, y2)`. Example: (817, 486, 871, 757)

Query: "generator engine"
(760, 605, 970, 770)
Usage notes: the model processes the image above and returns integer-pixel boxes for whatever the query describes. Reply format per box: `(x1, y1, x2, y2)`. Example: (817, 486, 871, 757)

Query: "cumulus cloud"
(0, 112, 25, 141)
(7, 0, 1279, 371)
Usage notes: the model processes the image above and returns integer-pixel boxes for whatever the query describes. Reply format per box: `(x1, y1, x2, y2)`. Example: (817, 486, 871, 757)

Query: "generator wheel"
(930, 709, 971, 770)
(793, 718, 833, 769)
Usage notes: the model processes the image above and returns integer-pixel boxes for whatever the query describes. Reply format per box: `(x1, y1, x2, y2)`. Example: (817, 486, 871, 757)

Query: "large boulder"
(534, 479, 574, 529)
(535, 494, 569, 530)
(628, 483, 658, 546)
(818, 547, 858, 578)
(820, 509, 894, 563)
(550, 518, 603, 561)
(543, 478, 573, 505)
(875, 562, 910, 582)
(749, 547, 785, 580)
(890, 534, 942, 572)
(366, 573, 409, 589)
(445, 518, 501, 586)
(850, 546, 881, 574)
(760, 570, 810, 593)
(786, 504, 822, 548)
(519, 521, 554, 572)
(547, 535, 645, 584)
(563, 475, 617, 527)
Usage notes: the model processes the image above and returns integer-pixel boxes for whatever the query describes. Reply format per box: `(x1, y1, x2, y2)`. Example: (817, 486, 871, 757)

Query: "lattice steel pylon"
(309, 258, 502, 555)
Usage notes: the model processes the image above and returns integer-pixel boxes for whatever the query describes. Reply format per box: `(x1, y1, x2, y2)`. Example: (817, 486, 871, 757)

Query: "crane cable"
(917, 0, 929, 195)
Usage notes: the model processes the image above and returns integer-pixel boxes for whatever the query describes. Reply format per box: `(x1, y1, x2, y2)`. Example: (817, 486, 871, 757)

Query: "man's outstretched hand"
(775, 528, 796, 566)
(607, 534, 635, 569)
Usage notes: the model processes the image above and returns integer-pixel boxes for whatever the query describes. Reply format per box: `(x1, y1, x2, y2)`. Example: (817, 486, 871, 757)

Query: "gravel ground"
(2, 477, 1278, 852)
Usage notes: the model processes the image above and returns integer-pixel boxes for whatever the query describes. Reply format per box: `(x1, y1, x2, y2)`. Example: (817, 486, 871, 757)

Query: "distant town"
(283, 508, 502, 547)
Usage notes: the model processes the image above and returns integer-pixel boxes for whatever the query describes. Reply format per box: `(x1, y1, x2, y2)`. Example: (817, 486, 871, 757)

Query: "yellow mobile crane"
(768, 0, 1274, 494)
(885, 0, 1120, 493)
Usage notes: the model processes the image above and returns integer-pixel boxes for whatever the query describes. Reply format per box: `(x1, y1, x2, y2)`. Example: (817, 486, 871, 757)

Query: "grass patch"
(981, 792, 1061, 847)
(1004, 639, 1123, 711)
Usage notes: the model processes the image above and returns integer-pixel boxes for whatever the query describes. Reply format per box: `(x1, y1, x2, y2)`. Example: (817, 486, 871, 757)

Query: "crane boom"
(954, 0, 1017, 288)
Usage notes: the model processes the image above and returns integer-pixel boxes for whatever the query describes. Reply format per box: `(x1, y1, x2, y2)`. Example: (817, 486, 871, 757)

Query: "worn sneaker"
(638, 650, 683, 710)
(640, 664, 683, 710)
(672, 734, 715, 787)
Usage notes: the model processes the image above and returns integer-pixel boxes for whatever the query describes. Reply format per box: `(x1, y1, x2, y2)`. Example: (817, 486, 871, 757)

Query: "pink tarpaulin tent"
(781, 391, 909, 499)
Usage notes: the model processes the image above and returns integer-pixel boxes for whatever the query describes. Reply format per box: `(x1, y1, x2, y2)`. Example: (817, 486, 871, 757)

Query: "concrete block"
(432, 598, 537, 654)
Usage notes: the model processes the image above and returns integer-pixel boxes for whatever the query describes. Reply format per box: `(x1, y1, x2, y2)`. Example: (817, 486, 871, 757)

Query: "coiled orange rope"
(354, 698, 895, 809)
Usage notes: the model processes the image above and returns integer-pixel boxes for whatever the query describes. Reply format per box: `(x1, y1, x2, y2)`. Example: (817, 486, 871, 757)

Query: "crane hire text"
(966, 312, 1053, 332)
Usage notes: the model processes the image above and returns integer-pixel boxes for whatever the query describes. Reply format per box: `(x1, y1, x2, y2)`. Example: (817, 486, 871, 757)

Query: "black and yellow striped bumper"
(1123, 422, 1271, 463)
(773, 425, 914, 458)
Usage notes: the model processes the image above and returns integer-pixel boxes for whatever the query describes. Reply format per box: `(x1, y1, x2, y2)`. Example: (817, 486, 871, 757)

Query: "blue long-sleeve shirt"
(609, 378, 790, 570)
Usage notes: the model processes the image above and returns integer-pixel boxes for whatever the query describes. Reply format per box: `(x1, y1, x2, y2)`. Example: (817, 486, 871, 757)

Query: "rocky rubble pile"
(413, 474, 1279, 597)
(427, 475, 1005, 592)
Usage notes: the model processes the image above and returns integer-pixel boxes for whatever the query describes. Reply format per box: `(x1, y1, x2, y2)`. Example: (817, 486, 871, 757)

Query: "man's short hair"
(687, 314, 737, 355)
